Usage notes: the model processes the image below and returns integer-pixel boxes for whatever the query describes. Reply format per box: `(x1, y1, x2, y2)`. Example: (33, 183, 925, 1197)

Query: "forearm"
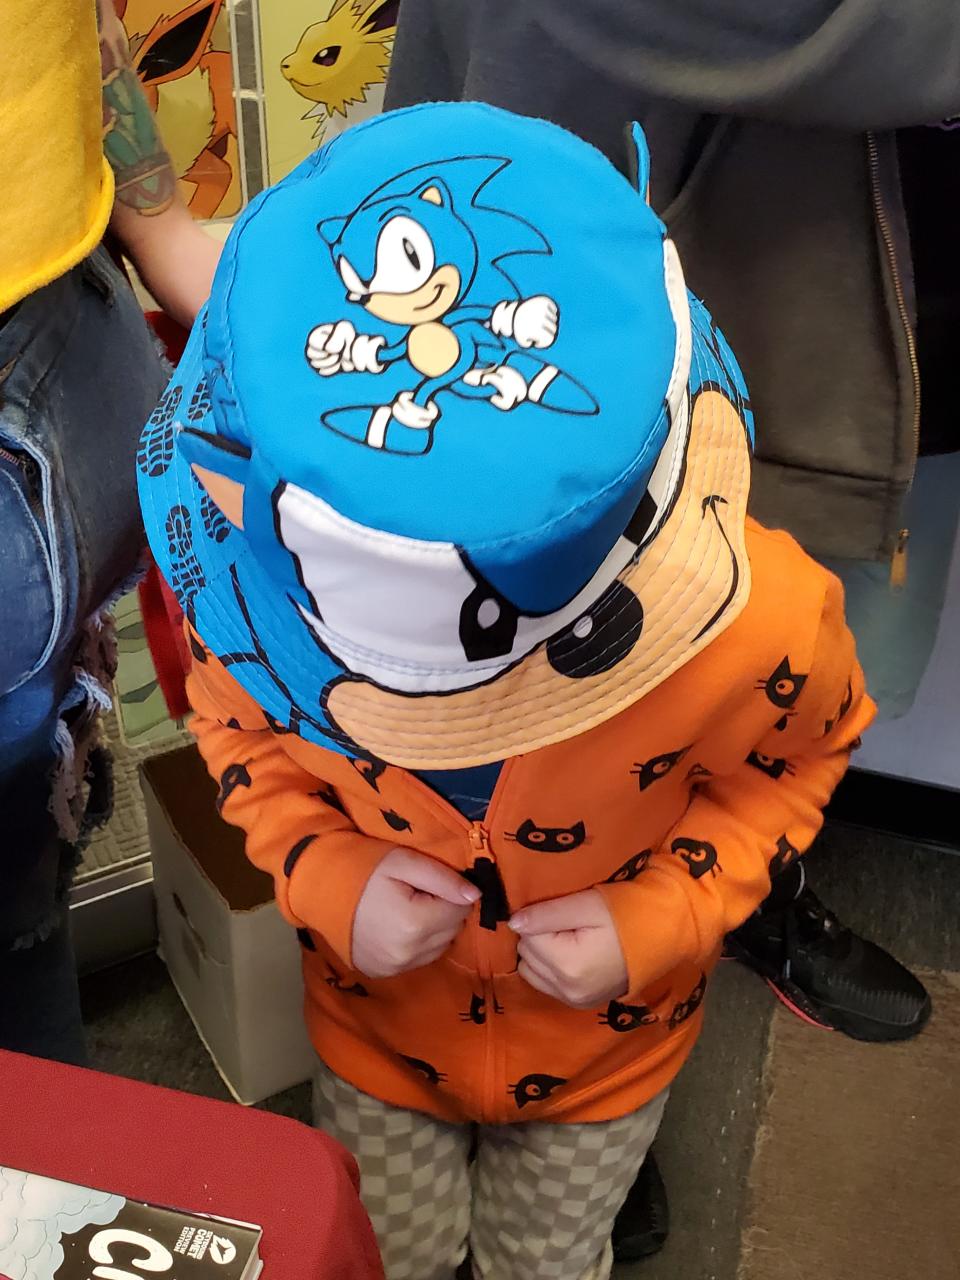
(599, 741, 862, 998)
(98, 0, 221, 325)
(187, 650, 393, 965)
(98, 0, 176, 223)
(598, 573, 875, 996)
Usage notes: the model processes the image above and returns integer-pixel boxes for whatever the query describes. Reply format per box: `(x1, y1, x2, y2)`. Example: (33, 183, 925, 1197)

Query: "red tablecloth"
(0, 1051, 384, 1279)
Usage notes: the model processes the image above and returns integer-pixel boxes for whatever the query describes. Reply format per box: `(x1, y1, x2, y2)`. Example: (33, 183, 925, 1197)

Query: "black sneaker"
(726, 886, 931, 1042)
(612, 1149, 669, 1263)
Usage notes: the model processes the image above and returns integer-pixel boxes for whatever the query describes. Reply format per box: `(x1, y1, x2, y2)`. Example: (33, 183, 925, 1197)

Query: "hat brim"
(140, 300, 752, 768)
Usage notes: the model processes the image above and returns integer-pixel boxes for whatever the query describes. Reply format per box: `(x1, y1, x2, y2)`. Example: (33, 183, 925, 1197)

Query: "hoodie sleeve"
(596, 574, 876, 1000)
(186, 636, 394, 967)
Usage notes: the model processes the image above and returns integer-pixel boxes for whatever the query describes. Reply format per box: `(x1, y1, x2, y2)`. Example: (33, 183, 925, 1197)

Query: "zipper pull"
(469, 822, 489, 855)
(890, 528, 909, 591)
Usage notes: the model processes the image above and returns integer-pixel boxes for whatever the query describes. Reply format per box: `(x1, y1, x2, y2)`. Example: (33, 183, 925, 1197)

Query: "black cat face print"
(631, 746, 690, 791)
(509, 1073, 567, 1108)
(505, 818, 587, 853)
(671, 837, 722, 879)
(605, 850, 651, 882)
(599, 1000, 658, 1032)
(667, 972, 707, 1029)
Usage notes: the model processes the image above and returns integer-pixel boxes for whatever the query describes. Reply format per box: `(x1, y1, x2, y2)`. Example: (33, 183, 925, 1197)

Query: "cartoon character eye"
(529, 830, 546, 844)
(338, 256, 366, 297)
(776, 679, 794, 696)
(313, 45, 341, 66)
(369, 217, 436, 295)
(557, 833, 575, 846)
(653, 760, 670, 775)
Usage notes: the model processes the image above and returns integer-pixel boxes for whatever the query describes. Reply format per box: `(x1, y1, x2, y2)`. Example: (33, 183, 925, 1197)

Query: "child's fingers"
(518, 958, 562, 1003)
(518, 931, 569, 976)
(416, 898, 474, 938)
(388, 849, 481, 905)
(509, 889, 608, 936)
(517, 939, 559, 985)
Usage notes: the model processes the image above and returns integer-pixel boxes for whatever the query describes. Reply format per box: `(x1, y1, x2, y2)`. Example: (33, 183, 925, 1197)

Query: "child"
(138, 103, 873, 1280)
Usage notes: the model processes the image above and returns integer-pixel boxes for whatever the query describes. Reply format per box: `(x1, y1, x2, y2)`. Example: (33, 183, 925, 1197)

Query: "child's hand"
(510, 890, 628, 1009)
(352, 848, 481, 979)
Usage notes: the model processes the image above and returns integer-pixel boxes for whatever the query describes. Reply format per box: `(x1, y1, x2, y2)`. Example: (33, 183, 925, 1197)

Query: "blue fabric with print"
(137, 101, 755, 761)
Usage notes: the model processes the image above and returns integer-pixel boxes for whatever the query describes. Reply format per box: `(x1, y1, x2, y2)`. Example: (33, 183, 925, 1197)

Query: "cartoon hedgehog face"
(509, 1073, 567, 1109)
(326, 178, 477, 328)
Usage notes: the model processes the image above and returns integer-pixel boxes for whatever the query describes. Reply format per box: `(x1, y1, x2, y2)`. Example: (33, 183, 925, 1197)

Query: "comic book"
(257, 0, 398, 183)
(0, 1167, 261, 1280)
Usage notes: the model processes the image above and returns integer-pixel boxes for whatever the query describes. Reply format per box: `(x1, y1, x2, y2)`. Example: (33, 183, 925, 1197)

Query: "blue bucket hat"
(138, 103, 754, 769)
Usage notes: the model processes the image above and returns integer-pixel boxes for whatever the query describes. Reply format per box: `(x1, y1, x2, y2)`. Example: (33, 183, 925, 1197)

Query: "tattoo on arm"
(98, 0, 176, 215)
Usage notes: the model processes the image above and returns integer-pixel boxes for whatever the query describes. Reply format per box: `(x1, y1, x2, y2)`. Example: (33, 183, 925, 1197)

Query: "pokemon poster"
(116, 0, 242, 219)
(257, 0, 398, 184)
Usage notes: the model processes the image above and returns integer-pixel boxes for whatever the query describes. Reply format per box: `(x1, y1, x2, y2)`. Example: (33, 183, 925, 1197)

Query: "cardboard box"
(141, 745, 317, 1105)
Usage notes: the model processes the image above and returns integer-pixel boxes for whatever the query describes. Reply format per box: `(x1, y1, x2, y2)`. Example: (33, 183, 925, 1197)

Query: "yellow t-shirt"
(0, 1, 114, 313)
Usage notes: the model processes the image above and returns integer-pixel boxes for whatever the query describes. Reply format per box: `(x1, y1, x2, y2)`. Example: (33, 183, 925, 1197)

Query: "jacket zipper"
(399, 763, 516, 1122)
(468, 821, 498, 1122)
(867, 132, 919, 586)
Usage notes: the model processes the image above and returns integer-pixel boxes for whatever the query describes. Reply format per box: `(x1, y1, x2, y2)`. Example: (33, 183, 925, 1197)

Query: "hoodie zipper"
(399, 761, 515, 1122)
(468, 821, 499, 1122)
(867, 132, 919, 587)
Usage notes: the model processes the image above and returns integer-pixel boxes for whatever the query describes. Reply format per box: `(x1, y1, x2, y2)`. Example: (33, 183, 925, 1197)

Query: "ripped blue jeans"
(0, 247, 166, 1063)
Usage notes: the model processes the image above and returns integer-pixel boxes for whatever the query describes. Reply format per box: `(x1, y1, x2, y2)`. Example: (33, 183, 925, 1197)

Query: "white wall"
(855, 526, 960, 790)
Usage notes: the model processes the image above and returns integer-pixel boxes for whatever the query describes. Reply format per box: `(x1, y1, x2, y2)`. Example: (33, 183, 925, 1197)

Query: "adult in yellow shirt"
(0, 1, 221, 1063)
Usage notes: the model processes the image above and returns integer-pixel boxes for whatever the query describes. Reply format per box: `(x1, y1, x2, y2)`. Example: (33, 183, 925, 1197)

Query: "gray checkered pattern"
(313, 1065, 667, 1280)
(314, 1065, 471, 1280)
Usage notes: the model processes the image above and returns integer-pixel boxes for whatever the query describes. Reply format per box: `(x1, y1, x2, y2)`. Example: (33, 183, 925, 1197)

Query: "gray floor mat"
(616, 963, 772, 1280)
(738, 971, 960, 1280)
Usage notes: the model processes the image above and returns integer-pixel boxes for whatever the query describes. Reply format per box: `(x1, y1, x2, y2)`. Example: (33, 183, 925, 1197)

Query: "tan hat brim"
(325, 380, 752, 769)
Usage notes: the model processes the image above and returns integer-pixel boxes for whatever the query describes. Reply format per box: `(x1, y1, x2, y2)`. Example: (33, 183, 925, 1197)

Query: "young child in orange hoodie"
(138, 104, 873, 1280)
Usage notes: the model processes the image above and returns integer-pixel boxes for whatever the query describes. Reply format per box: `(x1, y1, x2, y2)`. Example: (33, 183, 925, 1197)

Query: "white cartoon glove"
(307, 322, 385, 375)
(490, 296, 559, 349)
(480, 364, 528, 410)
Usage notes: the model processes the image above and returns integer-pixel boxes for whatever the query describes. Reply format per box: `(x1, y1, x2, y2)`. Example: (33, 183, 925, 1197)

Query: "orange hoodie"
(187, 518, 873, 1125)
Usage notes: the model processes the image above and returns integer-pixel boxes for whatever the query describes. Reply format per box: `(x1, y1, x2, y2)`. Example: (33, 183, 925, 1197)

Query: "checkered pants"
(314, 1064, 667, 1280)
